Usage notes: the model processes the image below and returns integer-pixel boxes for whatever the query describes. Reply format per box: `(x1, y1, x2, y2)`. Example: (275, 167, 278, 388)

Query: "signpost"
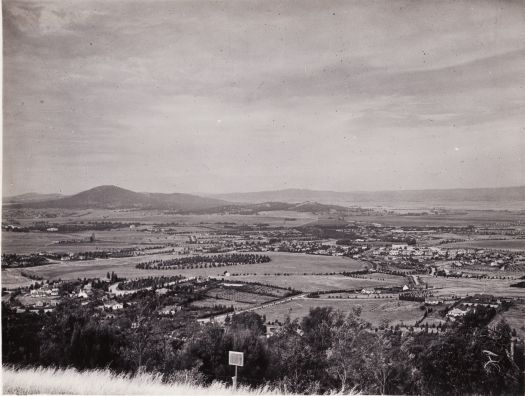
(228, 351, 244, 390)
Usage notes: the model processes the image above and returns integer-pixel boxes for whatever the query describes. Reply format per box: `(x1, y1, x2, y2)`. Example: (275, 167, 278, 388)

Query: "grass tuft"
(2, 366, 281, 395)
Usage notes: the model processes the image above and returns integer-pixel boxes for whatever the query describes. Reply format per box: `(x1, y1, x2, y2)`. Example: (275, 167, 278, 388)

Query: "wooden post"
(232, 365, 238, 390)
(229, 351, 243, 391)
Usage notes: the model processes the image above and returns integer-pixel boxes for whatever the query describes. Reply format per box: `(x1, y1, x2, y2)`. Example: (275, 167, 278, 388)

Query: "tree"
(418, 319, 519, 395)
(229, 312, 266, 336)
(2, 304, 43, 365)
(178, 323, 231, 383)
(326, 312, 369, 393)
(301, 307, 341, 353)
(266, 319, 321, 394)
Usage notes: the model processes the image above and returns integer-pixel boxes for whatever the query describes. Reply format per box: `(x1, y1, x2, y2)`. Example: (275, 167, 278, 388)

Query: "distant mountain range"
(4, 185, 524, 211)
(4, 185, 228, 211)
(3, 192, 66, 204)
(211, 186, 525, 208)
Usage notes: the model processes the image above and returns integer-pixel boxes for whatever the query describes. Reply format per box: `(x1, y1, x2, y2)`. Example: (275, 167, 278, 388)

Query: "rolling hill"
(193, 200, 351, 215)
(211, 186, 525, 209)
(5, 185, 524, 211)
(8, 185, 229, 211)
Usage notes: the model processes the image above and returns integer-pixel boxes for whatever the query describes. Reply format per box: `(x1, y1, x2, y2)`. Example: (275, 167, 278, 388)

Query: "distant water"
(334, 200, 525, 211)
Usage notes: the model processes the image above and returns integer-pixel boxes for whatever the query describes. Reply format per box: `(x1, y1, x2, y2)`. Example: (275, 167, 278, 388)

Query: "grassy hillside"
(12, 185, 228, 211)
(2, 366, 285, 395)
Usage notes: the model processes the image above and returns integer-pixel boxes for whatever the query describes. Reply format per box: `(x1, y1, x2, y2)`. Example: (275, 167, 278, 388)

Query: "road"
(108, 277, 191, 296)
(108, 282, 151, 296)
(197, 293, 308, 323)
(197, 293, 399, 323)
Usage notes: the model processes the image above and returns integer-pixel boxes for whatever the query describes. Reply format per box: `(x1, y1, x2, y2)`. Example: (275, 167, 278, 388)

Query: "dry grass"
(233, 274, 399, 292)
(2, 366, 360, 395)
(258, 298, 423, 327)
(2, 366, 279, 395)
(421, 275, 525, 298)
(440, 239, 525, 251)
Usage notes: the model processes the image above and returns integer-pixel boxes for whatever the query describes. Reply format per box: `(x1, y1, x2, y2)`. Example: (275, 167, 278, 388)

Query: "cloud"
(3, 0, 525, 195)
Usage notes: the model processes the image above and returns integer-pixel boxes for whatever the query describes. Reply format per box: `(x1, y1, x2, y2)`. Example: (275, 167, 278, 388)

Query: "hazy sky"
(3, 0, 525, 196)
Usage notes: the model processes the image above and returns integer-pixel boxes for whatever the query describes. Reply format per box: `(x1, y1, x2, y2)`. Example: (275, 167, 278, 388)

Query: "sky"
(3, 0, 525, 196)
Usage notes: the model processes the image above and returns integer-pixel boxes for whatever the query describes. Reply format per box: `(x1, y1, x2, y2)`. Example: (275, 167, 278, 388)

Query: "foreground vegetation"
(2, 366, 283, 395)
(2, 297, 523, 395)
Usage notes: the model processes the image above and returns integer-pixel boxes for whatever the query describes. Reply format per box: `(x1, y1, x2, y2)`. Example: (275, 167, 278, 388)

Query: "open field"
(345, 210, 525, 227)
(232, 274, 405, 292)
(440, 239, 525, 251)
(1, 229, 188, 254)
(496, 304, 525, 338)
(205, 287, 274, 304)
(421, 275, 525, 298)
(190, 297, 253, 310)
(1, 269, 37, 288)
(259, 297, 423, 326)
(418, 316, 447, 327)
(350, 272, 405, 282)
(0, 252, 367, 289)
(3, 209, 316, 228)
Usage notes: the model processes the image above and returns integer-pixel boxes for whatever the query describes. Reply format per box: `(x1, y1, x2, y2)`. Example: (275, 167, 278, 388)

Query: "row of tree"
(117, 275, 184, 290)
(1, 254, 49, 268)
(136, 253, 271, 269)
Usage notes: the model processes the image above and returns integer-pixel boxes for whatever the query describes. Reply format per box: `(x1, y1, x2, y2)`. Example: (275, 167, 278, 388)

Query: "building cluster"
(367, 244, 524, 272)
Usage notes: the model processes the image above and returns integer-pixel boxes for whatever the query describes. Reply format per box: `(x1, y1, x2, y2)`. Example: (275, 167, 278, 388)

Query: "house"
(222, 283, 244, 288)
(159, 305, 181, 316)
(461, 295, 501, 308)
(265, 324, 282, 338)
(103, 301, 123, 310)
(447, 308, 469, 319)
(30, 289, 44, 297)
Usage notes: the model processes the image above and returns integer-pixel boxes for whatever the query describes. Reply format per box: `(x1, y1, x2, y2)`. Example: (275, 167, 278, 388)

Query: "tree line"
(2, 299, 522, 395)
(136, 253, 271, 270)
(117, 275, 184, 291)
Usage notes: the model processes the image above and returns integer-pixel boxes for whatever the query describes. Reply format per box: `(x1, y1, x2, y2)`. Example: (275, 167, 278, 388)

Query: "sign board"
(229, 351, 244, 367)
